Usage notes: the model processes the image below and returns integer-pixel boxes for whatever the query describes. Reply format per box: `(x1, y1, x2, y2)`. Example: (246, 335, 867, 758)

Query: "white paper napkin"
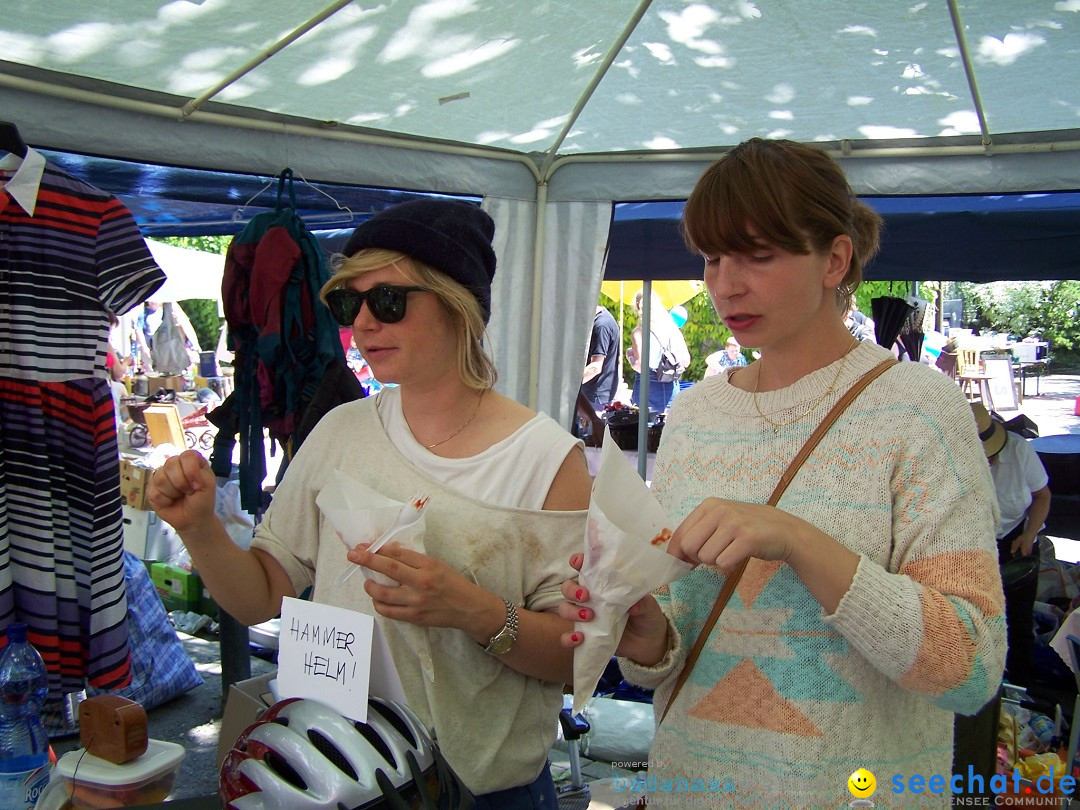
(316, 470, 434, 681)
(573, 428, 693, 713)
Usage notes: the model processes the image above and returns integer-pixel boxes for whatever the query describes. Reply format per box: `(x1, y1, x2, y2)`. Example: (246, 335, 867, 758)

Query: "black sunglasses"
(325, 285, 431, 326)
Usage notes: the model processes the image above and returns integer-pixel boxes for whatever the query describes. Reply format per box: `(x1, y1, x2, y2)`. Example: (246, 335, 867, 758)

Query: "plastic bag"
(151, 302, 192, 375)
(215, 478, 255, 549)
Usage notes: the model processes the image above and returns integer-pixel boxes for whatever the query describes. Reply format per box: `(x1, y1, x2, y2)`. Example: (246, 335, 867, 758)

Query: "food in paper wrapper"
(650, 528, 672, 547)
(316, 470, 428, 586)
(572, 429, 693, 713)
(316, 470, 435, 681)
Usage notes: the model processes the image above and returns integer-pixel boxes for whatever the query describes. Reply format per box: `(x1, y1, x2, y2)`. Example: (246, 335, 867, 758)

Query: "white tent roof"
(144, 239, 224, 304)
(4, 0, 1080, 198)
(4, 1, 1080, 423)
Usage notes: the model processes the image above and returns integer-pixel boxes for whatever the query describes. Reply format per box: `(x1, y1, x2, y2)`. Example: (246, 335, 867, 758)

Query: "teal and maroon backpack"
(210, 169, 344, 513)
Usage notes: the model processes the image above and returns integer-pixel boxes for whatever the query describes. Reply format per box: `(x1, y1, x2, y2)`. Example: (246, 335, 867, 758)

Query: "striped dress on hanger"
(0, 148, 165, 732)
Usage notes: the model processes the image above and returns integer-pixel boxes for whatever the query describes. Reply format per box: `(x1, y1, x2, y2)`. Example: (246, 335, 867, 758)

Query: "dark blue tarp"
(41, 149, 1080, 283)
(40, 150, 466, 238)
(607, 194, 1080, 282)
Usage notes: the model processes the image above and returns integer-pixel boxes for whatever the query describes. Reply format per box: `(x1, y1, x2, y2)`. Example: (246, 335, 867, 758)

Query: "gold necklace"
(752, 338, 859, 430)
(418, 388, 486, 450)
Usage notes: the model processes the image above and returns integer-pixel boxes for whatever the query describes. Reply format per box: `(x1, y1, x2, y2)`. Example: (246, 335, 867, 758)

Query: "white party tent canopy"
(144, 239, 225, 306)
(3, 0, 1080, 425)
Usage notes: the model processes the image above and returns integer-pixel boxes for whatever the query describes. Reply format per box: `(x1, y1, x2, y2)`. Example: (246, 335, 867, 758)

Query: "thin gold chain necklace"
(413, 388, 486, 450)
(752, 337, 859, 430)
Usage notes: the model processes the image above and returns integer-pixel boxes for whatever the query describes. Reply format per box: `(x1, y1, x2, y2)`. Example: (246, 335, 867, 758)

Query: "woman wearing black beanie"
(150, 198, 591, 809)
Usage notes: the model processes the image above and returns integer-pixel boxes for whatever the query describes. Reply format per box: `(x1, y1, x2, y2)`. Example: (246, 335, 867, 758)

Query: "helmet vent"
(265, 750, 308, 790)
(369, 701, 418, 749)
(307, 729, 358, 781)
(355, 721, 397, 770)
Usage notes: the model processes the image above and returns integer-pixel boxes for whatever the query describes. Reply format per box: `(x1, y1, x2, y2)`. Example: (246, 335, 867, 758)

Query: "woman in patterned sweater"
(564, 139, 1005, 808)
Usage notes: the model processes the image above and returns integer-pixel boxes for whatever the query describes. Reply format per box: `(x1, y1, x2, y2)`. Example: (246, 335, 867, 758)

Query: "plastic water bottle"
(0, 623, 50, 808)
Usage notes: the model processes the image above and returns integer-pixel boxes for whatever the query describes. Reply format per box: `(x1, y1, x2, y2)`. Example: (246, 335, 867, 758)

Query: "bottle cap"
(5, 622, 27, 643)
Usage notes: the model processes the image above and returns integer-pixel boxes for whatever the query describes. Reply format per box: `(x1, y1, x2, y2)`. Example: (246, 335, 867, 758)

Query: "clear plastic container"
(37, 739, 184, 809)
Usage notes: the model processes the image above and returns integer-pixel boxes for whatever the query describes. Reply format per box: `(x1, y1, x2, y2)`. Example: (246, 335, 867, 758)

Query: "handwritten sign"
(278, 597, 373, 722)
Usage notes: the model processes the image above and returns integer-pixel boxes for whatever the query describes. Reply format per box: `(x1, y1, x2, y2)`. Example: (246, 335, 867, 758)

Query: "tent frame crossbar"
(947, 0, 992, 148)
(7, 72, 1080, 198)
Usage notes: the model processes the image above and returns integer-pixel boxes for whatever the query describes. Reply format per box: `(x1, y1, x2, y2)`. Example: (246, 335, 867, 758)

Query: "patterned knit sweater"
(619, 341, 1005, 809)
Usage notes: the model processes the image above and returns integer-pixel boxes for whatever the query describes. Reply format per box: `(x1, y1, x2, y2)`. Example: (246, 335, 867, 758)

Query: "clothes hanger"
(0, 120, 28, 158)
(230, 168, 355, 227)
(232, 176, 278, 222)
(292, 166, 355, 223)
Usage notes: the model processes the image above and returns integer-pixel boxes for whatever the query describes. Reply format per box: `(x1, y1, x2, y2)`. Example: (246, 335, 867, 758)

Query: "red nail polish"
(571, 633, 582, 643)
(575, 588, 585, 601)
(578, 609, 588, 621)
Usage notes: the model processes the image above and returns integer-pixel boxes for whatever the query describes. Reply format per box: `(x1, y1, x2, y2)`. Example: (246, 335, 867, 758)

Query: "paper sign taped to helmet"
(278, 597, 406, 723)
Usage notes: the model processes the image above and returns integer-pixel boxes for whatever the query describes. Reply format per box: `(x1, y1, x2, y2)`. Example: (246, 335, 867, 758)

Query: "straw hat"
(970, 402, 1006, 457)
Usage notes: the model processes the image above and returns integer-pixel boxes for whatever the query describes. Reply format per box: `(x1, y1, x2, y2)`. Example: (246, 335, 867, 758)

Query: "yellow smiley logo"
(847, 768, 876, 798)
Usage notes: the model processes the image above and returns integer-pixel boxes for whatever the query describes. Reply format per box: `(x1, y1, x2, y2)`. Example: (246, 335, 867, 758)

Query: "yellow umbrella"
(600, 279, 704, 310)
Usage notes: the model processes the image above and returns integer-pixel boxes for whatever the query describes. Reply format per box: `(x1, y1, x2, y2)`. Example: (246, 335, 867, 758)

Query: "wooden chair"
(956, 348, 993, 407)
(958, 348, 980, 377)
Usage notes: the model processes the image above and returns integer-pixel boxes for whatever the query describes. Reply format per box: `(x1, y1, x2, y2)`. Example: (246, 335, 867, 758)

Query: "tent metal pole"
(181, 0, 356, 117)
(638, 282, 651, 480)
(0, 74, 544, 185)
(946, 0, 992, 149)
(538, 0, 655, 179)
(545, 137, 1080, 182)
(528, 183, 549, 410)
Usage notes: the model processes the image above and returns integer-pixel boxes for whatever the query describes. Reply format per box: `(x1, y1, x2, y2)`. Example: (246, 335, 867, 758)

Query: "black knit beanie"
(343, 199, 497, 323)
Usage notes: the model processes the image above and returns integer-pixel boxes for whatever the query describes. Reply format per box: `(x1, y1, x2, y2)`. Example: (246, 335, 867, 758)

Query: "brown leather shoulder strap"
(657, 358, 897, 725)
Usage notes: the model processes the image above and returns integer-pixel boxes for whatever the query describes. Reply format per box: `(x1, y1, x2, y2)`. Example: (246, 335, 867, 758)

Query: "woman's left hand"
(347, 543, 480, 630)
(670, 497, 804, 572)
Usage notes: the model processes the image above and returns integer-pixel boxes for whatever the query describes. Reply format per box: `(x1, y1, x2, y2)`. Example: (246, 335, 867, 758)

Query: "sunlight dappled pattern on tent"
(3, 1, 1079, 162)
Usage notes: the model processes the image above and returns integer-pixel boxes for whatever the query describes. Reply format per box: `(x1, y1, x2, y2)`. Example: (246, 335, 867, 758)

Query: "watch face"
(488, 631, 514, 655)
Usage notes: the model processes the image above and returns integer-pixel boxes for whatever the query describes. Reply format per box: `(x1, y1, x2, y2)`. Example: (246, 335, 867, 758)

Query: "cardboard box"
(216, 672, 276, 767)
(150, 563, 200, 613)
(119, 457, 153, 510)
(146, 375, 185, 395)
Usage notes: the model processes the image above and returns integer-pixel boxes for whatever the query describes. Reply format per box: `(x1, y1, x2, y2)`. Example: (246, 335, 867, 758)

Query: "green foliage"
(957, 280, 1080, 371)
(598, 279, 939, 384)
(177, 299, 222, 354)
(600, 290, 731, 384)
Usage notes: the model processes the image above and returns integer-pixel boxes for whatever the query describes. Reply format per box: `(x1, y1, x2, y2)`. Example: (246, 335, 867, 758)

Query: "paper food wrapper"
(573, 428, 693, 713)
(316, 469, 427, 587)
(316, 469, 434, 681)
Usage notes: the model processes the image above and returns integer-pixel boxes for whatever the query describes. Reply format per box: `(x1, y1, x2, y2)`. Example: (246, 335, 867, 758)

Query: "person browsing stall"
(580, 305, 620, 410)
(149, 199, 591, 809)
(704, 335, 747, 376)
(561, 139, 1005, 807)
(973, 402, 1050, 688)
(626, 291, 691, 414)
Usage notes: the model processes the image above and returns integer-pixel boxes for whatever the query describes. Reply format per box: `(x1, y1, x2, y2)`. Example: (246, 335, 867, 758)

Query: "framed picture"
(981, 356, 1019, 412)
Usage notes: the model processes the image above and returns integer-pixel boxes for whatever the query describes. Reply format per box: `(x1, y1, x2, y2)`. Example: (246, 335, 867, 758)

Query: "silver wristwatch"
(482, 599, 520, 656)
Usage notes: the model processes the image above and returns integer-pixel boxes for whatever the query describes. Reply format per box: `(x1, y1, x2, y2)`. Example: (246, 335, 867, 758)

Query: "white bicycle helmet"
(220, 696, 452, 809)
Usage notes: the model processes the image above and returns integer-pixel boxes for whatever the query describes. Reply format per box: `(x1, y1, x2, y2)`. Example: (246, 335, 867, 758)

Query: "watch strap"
(482, 599, 519, 655)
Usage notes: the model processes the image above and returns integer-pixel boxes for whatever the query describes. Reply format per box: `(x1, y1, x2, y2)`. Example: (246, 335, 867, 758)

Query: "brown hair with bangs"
(320, 248, 497, 391)
(681, 138, 883, 305)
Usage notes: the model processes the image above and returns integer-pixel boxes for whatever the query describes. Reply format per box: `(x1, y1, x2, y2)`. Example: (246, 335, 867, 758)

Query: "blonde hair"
(320, 248, 497, 390)
(682, 138, 883, 307)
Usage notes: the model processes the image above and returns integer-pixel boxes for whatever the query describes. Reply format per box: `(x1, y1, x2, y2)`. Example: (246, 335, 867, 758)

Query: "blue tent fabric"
(36, 149, 1080, 285)
(605, 195, 1080, 282)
